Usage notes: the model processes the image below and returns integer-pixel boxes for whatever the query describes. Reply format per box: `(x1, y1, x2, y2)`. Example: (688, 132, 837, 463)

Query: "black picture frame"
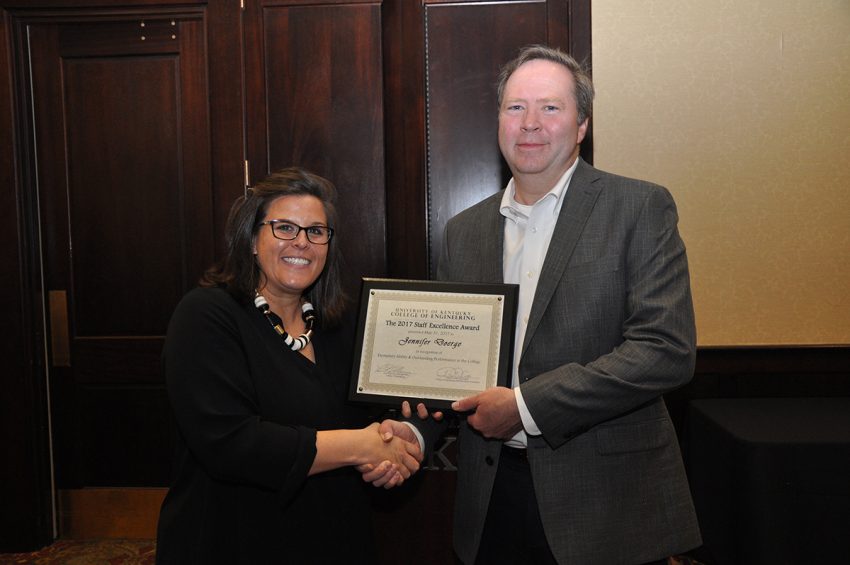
(349, 277, 518, 410)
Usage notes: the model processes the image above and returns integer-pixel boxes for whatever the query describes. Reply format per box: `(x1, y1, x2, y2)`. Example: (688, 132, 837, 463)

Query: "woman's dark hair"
(201, 167, 347, 327)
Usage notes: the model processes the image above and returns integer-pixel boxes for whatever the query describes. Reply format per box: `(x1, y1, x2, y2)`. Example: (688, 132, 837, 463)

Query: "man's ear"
(577, 118, 589, 144)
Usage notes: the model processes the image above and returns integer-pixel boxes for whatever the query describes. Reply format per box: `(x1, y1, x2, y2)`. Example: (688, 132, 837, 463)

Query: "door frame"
(0, 1, 246, 552)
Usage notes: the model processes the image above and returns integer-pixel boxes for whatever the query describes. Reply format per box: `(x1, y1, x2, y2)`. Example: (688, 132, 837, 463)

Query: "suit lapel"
(478, 196, 505, 284)
(522, 160, 603, 356)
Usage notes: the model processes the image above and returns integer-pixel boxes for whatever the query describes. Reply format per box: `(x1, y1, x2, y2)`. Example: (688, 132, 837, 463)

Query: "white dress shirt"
(500, 159, 579, 448)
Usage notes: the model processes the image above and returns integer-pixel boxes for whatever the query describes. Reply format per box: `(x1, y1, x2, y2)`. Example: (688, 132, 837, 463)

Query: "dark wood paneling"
(245, 1, 387, 296)
(74, 339, 164, 384)
(424, 1, 560, 276)
(383, 0, 428, 279)
(371, 466, 458, 565)
(64, 55, 184, 334)
(384, 0, 593, 280)
(0, 9, 54, 553)
(563, 0, 594, 164)
(78, 386, 173, 485)
(4, 0, 203, 7)
(666, 346, 850, 441)
(207, 1, 246, 257)
(21, 9, 213, 488)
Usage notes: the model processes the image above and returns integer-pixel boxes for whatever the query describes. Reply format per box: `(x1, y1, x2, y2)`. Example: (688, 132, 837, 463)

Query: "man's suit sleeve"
(519, 184, 696, 448)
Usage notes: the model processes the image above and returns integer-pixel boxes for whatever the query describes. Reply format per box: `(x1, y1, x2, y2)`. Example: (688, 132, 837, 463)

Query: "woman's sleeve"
(163, 289, 315, 501)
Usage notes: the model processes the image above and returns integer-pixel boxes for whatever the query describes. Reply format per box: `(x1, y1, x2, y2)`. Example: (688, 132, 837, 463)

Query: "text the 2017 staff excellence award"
(350, 278, 518, 410)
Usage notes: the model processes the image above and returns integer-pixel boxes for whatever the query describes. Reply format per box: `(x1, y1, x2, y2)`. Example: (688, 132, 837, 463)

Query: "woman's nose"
(292, 229, 310, 246)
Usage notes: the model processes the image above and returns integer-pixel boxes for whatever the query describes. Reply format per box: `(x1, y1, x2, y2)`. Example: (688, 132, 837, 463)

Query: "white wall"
(592, 0, 850, 346)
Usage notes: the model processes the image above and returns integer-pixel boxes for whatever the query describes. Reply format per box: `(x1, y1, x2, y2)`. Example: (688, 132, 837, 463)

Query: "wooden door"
(243, 0, 388, 295)
(19, 8, 213, 488)
(384, 0, 591, 277)
(422, 0, 590, 275)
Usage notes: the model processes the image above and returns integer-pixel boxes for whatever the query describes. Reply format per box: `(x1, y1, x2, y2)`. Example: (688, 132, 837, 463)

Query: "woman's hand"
(356, 460, 404, 488)
(355, 423, 421, 488)
(313, 422, 419, 487)
(368, 401, 445, 482)
(375, 400, 444, 449)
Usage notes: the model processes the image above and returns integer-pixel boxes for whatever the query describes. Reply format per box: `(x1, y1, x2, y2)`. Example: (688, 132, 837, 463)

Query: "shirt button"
(523, 316, 529, 324)
(485, 456, 494, 466)
(526, 271, 533, 278)
(531, 226, 537, 233)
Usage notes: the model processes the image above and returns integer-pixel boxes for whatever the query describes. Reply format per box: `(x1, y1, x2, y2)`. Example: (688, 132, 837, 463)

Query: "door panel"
(424, 0, 550, 275)
(64, 56, 184, 335)
(24, 11, 212, 486)
(245, 1, 387, 294)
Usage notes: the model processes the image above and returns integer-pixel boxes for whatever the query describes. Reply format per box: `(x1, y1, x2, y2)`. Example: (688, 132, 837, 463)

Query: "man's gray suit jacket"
(435, 159, 702, 564)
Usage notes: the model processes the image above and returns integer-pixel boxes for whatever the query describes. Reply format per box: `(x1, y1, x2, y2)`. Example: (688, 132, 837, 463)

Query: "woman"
(156, 168, 420, 564)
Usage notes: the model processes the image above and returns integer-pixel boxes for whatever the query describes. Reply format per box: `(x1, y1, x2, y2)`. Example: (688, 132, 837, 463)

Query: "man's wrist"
(401, 421, 426, 452)
(515, 386, 542, 436)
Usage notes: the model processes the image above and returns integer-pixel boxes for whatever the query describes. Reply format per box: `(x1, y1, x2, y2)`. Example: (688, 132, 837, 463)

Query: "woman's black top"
(156, 287, 375, 564)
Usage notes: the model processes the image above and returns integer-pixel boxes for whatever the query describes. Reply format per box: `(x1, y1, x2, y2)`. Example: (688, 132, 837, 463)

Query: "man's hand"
(376, 418, 424, 452)
(367, 400, 445, 483)
(376, 400, 445, 448)
(355, 422, 422, 489)
(401, 400, 444, 422)
(452, 387, 523, 439)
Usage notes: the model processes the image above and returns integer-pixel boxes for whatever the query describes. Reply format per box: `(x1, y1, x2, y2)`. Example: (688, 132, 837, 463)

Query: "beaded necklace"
(254, 292, 316, 351)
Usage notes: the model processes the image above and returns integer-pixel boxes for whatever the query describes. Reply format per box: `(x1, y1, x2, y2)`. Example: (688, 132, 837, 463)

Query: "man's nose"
(520, 110, 540, 132)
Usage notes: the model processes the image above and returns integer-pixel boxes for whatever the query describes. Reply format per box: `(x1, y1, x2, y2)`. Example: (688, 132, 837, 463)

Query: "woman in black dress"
(156, 168, 420, 564)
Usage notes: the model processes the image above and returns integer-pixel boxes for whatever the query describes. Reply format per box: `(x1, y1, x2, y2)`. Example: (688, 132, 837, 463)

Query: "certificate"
(349, 278, 518, 409)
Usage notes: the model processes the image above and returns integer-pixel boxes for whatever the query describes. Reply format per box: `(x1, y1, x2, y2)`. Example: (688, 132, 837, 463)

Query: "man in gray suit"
(392, 44, 701, 564)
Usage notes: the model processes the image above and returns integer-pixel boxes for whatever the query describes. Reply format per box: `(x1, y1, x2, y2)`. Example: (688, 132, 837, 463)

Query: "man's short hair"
(497, 44, 594, 124)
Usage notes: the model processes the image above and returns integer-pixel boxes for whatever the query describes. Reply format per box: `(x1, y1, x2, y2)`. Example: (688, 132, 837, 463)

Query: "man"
(392, 44, 701, 564)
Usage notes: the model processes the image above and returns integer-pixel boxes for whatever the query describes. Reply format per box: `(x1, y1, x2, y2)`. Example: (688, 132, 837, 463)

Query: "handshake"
(355, 401, 443, 489)
(347, 386, 517, 487)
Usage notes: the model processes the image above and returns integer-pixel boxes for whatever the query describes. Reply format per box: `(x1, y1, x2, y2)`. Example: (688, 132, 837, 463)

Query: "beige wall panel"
(592, 0, 850, 346)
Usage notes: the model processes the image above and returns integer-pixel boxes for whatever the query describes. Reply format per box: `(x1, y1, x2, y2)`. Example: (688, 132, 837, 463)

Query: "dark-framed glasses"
(258, 220, 334, 244)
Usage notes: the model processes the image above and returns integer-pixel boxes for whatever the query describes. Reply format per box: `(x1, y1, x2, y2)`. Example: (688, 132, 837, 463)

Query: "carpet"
(0, 540, 706, 565)
(0, 539, 155, 565)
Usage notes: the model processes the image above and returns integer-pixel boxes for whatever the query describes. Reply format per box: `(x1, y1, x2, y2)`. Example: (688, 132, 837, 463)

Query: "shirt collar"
(499, 158, 580, 221)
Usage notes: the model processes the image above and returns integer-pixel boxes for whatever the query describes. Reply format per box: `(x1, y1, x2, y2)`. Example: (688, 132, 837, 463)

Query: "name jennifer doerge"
(398, 336, 462, 349)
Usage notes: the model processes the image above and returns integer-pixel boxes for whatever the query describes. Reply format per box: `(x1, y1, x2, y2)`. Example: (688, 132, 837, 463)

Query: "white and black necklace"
(254, 292, 316, 351)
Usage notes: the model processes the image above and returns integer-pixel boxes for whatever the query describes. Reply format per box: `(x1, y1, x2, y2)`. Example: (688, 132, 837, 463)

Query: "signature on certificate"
(376, 364, 412, 379)
(436, 366, 471, 382)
